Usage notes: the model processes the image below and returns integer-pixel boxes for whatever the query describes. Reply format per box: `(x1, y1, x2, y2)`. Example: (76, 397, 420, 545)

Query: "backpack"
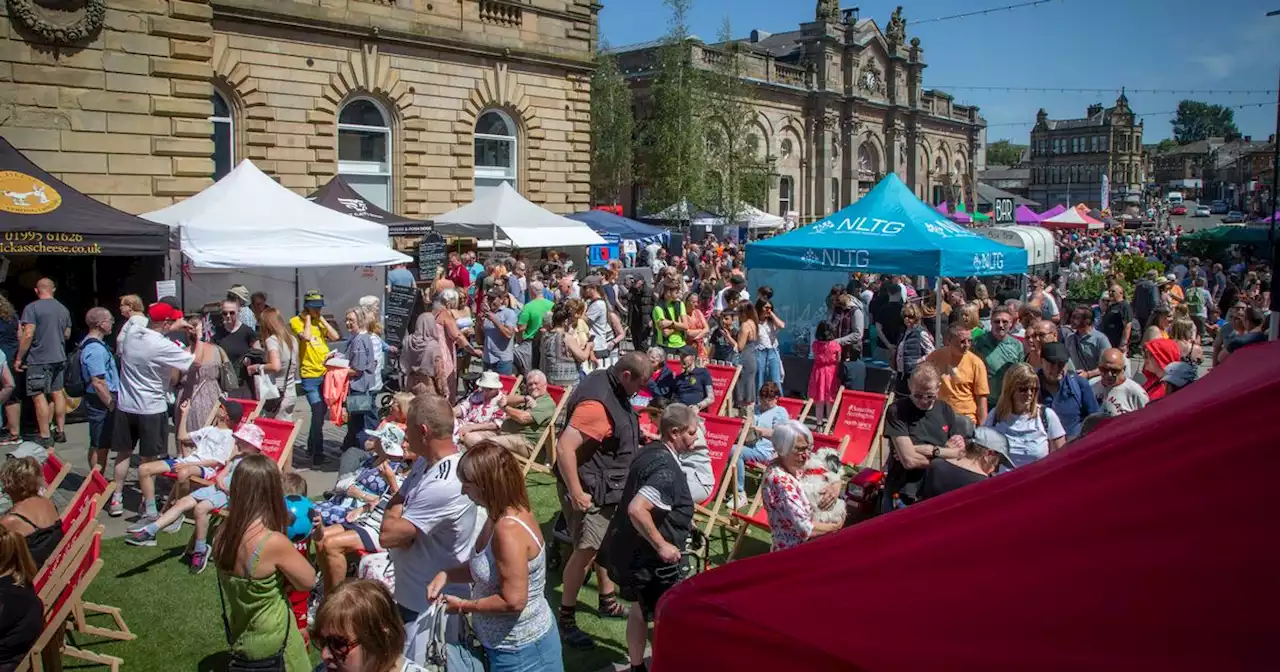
(67, 337, 106, 398)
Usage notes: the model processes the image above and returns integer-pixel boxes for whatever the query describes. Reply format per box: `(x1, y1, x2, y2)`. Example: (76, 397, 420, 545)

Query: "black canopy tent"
(308, 175, 432, 235)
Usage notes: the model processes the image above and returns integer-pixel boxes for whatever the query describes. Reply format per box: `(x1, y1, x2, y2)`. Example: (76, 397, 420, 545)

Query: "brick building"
(1026, 92, 1144, 209)
(613, 3, 986, 221)
(0, 0, 596, 217)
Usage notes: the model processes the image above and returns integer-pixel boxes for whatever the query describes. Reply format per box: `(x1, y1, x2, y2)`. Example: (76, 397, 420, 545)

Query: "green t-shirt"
(652, 301, 687, 348)
(500, 392, 556, 444)
(517, 298, 554, 341)
(972, 332, 1026, 401)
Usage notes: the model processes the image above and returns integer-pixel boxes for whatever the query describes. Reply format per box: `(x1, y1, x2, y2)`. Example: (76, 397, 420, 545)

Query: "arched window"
(210, 91, 233, 180)
(780, 139, 793, 160)
(746, 133, 760, 158)
(858, 145, 878, 176)
(778, 176, 793, 216)
(338, 98, 392, 209)
(475, 110, 518, 194)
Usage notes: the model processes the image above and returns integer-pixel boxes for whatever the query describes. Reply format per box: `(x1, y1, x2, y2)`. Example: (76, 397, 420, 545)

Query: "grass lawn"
(76, 473, 775, 672)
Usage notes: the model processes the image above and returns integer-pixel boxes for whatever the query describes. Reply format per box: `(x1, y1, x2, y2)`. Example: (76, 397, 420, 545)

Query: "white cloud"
(1192, 54, 1235, 79)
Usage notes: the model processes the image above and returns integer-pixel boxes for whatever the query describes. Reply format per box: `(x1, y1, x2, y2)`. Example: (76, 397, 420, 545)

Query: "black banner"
(383, 284, 417, 348)
(993, 197, 1015, 225)
(417, 232, 446, 280)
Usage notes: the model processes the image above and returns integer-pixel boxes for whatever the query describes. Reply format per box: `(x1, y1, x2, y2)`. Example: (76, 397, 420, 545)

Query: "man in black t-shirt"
(605, 403, 698, 672)
(873, 282, 906, 361)
(880, 363, 966, 511)
(1100, 284, 1133, 354)
(212, 299, 259, 396)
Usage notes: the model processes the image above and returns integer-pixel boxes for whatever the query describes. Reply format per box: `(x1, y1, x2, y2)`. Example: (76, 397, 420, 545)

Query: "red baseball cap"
(147, 302, 184, 322)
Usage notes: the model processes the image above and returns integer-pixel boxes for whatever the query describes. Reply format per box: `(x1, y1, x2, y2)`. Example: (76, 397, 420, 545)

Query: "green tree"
(985, 139, 1026, 166)
(703, 16, 770, 222)
(637, 0, 709, 217)
(1171, 100, 1240, 144)
(1154, 138, 1179, 154)
(589, 46, 634, 206)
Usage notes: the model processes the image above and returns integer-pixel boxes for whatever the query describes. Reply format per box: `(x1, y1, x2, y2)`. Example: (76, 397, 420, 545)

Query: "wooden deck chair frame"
(497, 374, 523, 396)
(42, 453, 71, 494)
(776, 396, 813, 424)
(513, 384, 571, 476)
(58, 468, 114, 533)
(822, 388, 894, 469)
(693, 414, 750, 539)
(708, 364, 741, 416)
(18, 528, 122, 672)
(36, 503, 96, 603)
(191, 416, 301, 489)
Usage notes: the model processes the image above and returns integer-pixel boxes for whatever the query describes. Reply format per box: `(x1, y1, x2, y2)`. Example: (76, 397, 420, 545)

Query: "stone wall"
(0, 0, 216, 213)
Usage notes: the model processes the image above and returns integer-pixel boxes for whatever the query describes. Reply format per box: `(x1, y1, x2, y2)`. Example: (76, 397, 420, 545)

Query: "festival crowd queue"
(0, 232, 1272, 671)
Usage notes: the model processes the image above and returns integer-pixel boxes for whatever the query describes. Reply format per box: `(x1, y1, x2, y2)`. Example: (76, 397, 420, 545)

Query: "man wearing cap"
(458, 369, 556, 458)
(105, 301, 196, 517)
(1159, 361, 1198, 397)
(1037, 342, 1099, 441)
(291, 291, 339, 465)
(227, 284, 257, 330)
(918, 426, 1014, 501)
(479, 289, 518, 375)
(651, 347, 715, 413)
(1091, 347, 1148, 415)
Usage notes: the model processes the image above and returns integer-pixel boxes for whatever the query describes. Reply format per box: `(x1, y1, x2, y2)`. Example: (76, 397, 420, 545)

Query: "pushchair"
(545, 511, 710, 576)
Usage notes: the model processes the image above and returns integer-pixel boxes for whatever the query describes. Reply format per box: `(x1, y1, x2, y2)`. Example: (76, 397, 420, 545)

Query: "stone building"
(1026, 93, 1144, 209)
(613, 3, 986, 222)
(0, 0, 596, 217)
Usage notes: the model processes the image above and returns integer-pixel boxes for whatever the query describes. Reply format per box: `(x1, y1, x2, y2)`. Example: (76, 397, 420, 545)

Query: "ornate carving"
(816, 0, 840, 22)
(886, 6, 907, 50)
(857, 59, 885, 96)
(6, 0, 106, 45)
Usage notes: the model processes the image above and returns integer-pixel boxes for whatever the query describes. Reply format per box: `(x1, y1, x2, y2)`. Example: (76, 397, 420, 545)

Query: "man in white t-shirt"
(1091, 347, 1148, 415)
(106, 302, 196, 517)
(131, 397, 243, 527)
(713, 275, 750, 314)
(380, 394, 480, 632)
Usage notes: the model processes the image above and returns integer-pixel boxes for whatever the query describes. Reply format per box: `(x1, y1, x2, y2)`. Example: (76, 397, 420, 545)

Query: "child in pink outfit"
(807, 322, 842, 425)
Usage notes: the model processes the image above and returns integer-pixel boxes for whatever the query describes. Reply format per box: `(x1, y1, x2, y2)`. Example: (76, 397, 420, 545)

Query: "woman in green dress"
(212, 453, 316, 671)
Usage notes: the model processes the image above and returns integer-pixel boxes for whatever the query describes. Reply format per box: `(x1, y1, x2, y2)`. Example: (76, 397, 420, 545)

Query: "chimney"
(750, 29, 771, 43)
(1087, 103, 1103, 117)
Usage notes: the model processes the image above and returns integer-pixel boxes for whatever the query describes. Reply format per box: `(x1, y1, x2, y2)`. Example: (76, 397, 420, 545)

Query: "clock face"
(864, 71, 878, 89)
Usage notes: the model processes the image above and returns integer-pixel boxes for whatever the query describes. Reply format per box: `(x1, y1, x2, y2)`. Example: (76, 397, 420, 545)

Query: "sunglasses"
(1099, 366, 1124, 375)
(910, 393, 937, 402)
(313, 634, 355, 660)
(1016, 385, 1039, 393)
(220, 311, 237, 317)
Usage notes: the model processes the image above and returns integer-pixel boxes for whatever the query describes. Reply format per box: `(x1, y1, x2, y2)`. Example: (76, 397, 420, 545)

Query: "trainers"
(731, 492, 750, 510)
(126, 519, 154, 533)
(560, 624, 594, 649)
(107, 498, 125, 517)
(125, 529, 157, 547)
(52, 428, 66, 444)
(163, 517, 184, 534)
(189, 550, 209, 574)
(0, 434, 19, 446)
(34, 436, 54, 449)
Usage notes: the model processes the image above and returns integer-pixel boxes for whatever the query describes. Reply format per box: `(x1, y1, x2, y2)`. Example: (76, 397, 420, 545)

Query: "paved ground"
(43, 404, 349, 540)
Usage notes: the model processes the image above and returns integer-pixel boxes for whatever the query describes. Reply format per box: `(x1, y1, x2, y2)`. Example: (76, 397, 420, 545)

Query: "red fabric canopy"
(653, 342, 1280, 671)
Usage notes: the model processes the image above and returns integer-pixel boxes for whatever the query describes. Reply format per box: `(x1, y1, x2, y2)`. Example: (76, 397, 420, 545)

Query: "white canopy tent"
(143, 160, 411, 314)
(432, 182, 606, 248)
(735, 204, 785, 230)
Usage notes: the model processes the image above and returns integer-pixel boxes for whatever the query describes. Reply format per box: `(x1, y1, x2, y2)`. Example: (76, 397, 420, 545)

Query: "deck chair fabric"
(36, 503, 96, 601)
(704, 363, 741, 415)
(693, 413, 749, 537)
(59, 469, 113, 535)
(19, 528, 123, 672)
(823, 388, 892, 468)
(41, 453, 71, 493)
(776, 396, 812, 423)
(498, 374, 522, 396)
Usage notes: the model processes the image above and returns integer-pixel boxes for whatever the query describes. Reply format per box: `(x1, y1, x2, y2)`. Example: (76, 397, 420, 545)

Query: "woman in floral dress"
(760, 420, 843, 552)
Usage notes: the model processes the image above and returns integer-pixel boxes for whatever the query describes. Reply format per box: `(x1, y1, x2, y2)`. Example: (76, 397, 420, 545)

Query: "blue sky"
(599, 0, 1280, 144)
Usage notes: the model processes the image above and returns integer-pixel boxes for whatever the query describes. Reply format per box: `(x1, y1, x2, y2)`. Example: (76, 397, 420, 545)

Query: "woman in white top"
(982, 363, 1066, 468)
(753, 295, 786, 392)
(246, 308, 298, 419)
(428, 441, 562, 671)
(311, 579, 428, 672)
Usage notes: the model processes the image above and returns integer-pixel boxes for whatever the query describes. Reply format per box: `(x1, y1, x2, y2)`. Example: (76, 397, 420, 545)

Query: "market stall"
(1014, 204, 1042, 224)
(432, 182, 606, 251)
(653, 340, 1280, 671)
(142, 160, 410, 314)
(746, 174, 1026, 387)
(1038, 205, 1104, 230)
(566, 210, 670, 246)
(309, 175, 431, 235)
(0, 136, 168, 324)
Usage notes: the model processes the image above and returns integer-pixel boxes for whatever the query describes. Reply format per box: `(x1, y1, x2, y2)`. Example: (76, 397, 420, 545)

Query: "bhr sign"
(993, 197, 1015, 224)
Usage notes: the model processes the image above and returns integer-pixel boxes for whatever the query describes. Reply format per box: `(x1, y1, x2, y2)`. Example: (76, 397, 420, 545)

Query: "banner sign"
(993, 197, 1015, 224)
(383, 284, 417, 348)
(388, 221, 434, 236)
(698, 414, 744, 506)
(417, 232, 446, 280)
(2, 230, 103, 255)
(706, 363, 739, 415)
(829, 390, 888, 466)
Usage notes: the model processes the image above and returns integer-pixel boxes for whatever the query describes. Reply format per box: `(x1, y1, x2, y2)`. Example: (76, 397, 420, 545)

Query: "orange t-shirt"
(568, 400, 614, 442)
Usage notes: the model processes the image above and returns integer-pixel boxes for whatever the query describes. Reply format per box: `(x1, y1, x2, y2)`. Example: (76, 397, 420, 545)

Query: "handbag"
(405, 600, 486, 672)
(215, 346, 240, 392)
(345, 391, 374, 414)
(254, 373, 281, 402)
(217, 575, 289, 671)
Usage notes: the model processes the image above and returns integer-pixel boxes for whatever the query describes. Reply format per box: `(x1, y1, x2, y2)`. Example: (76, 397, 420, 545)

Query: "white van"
(1167, 191, 1184, 205)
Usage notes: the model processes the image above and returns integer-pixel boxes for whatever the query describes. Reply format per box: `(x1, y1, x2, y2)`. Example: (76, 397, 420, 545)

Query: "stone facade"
(0, 0, 596, 216)
(1026, 93, 1144, 209)
(614, 6, 985, 222)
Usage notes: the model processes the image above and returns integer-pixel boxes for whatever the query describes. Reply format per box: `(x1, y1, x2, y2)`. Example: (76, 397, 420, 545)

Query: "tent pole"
(934, 277, 943, 344)
(294, 268, 300, 315)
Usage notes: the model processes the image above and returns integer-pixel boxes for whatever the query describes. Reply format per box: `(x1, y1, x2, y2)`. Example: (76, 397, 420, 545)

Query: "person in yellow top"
(651, 281, 688, 355)
(290, 290, 339, 465)
(924, 321, 991, 425)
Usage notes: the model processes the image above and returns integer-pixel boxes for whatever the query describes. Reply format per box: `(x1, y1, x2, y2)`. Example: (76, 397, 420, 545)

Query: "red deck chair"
(19, 528, 123, 672)
(233, 397, 262, 421)
(59, 468, 113, 536)
(705, 363, 741, 415)
(693, 413, 749, 538)
(41, 453, 71, 493)
(35, 503, 96, 600)
(512, 383, 571, 476)
(498, 374, 522, 396)
(823, 388, 892, 468)
(775, 396, 813, 423)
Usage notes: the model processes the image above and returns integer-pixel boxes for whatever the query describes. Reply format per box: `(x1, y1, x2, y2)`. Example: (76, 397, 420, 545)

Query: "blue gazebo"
(567, 210, 670, 246)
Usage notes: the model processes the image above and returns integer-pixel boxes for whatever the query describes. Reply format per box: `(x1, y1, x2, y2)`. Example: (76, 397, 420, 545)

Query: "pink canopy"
(1040, 206, 1103, 230)
(1037, 204, 1067, 219)
(1015, 204, 1042, 224)
(936, 201, 973, 224)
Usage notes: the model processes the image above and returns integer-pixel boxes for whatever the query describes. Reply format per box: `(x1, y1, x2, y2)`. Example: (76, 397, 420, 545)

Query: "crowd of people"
(0, 223, 1275, 672)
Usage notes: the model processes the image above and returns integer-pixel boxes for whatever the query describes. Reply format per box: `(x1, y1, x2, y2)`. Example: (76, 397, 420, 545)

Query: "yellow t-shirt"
(290, 315, 332, 379)
(925, 348, 990, 424)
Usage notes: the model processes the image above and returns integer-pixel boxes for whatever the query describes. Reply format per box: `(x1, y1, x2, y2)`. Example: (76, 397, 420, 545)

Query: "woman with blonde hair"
(311, 580, 427, 672)
(435, 289, 479, 404)
(246, 307, 298, 419)
(428, 441, 562, 670)
(982, 363, 1066, 468)
(0, 525, 42, 670)
(0, 457, 61, 567)
(961, 302, 985, 340)
(337, 306, 381, 454)
(1169, 318, 1203, 365)
(212, 455, 315, 671)
(893, 302, 935, 395)
(973, 283, 994, 330)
